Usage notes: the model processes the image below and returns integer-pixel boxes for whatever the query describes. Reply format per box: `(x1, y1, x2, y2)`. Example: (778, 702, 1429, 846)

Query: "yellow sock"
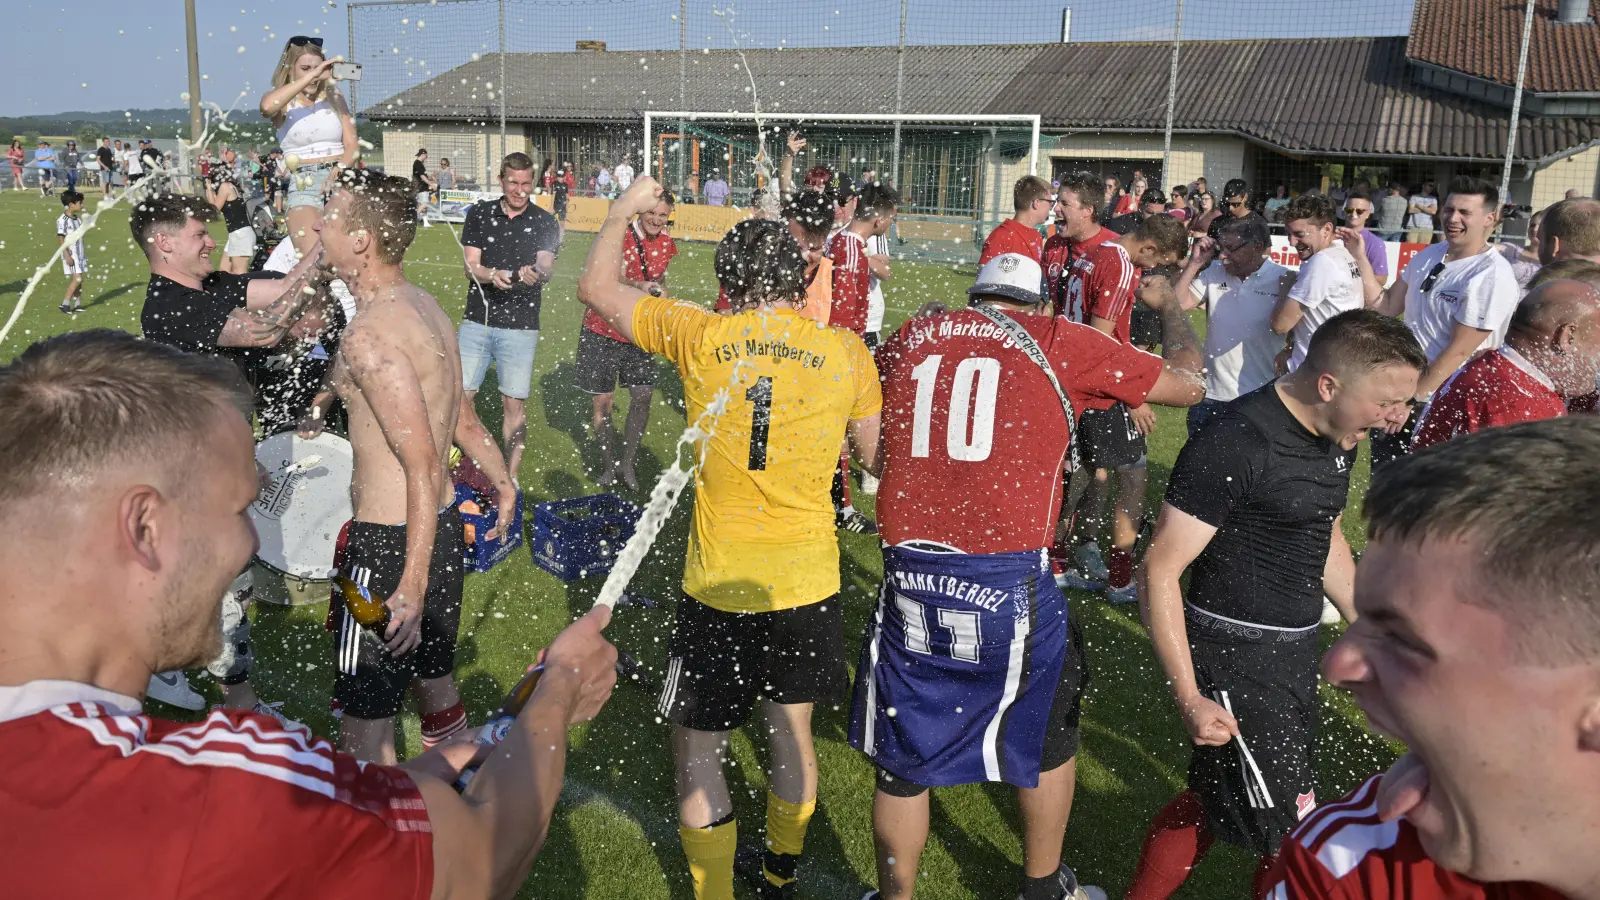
(763, 792, 817, 886)
(680, 818, 737, 900)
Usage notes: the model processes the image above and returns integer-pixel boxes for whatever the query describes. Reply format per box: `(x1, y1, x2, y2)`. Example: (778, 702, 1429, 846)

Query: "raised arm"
(778, 131, 804, 201)
(1337, 227, 1384, 307)
(1374, 272, 1408, 317)
(1138, 502, 1238, 746)
(1135, 273, 1206, 406)
(260, 57, 337, 122)
(576, 178, 662, 343)
(341, 329, 443, 657)
(1175, 237, 1216, 311)
(1415, 321, 1491, 400)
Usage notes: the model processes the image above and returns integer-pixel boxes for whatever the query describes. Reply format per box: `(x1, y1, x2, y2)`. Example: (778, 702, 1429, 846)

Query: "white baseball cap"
(968, 252, 1045, 305)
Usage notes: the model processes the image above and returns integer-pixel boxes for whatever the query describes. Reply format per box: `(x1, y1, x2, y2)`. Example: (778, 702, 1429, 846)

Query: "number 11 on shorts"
(895, 592, 982, 663)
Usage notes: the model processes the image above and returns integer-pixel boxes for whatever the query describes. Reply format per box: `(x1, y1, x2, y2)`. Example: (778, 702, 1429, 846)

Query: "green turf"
(0, 189, 1396, 899)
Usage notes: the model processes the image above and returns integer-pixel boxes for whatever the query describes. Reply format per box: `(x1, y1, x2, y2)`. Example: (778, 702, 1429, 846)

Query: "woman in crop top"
(259, 35, 357, 256)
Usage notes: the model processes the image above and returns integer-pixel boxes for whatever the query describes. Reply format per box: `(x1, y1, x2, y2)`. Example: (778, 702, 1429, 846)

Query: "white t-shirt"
(1190, 259, 1290, 400)
(1408, 194, 1437, 231)
(1399, 242, 1521, 364)
(614, 163, 634, 190)
(1286, 242, 1362, 371)
(864, 232, 889, 335)
(124, 148, 143, 176)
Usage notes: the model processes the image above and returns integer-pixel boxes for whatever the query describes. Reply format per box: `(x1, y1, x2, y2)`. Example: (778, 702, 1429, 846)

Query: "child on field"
(57, 191, 87, 313)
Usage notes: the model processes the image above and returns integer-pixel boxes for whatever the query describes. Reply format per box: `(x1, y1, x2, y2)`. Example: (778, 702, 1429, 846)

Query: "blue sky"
(3, 0, 1414, 118)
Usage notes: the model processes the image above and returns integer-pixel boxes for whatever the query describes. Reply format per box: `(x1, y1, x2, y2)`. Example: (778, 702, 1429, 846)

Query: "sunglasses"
(288, 35, 324, 48)
(1419, 261, 1447, 293)
(1227, 200, 1246, 209)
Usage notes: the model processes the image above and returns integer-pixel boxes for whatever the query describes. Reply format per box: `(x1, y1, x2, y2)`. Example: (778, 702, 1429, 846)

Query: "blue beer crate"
(456, 483, 524, 573)
(529, 493, 641, 582)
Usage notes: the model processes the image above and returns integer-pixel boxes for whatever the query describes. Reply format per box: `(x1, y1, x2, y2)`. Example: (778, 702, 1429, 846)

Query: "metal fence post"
(1161, 0, 1184, 184)
(1500, 0, 1537, 212)
(347, 3, 357, 131)
(890, 0, 907, 190)
(676, 0, 687, 195)
(499, 0, 507, 179)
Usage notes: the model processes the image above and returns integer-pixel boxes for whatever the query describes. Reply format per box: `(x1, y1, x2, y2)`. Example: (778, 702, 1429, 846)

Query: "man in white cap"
(850, 252, 1204, 900)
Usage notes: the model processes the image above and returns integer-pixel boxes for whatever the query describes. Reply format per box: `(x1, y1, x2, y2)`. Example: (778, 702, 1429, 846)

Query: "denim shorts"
(459, 319, 539, 399)
(286, 162, 337, 210)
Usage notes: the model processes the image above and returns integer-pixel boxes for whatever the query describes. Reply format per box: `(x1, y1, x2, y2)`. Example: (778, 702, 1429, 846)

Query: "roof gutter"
(1040, 124, 1571, 165)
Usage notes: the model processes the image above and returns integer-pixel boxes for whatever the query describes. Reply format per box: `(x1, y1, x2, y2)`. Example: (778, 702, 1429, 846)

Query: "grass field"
(0, 188, 1397, 899)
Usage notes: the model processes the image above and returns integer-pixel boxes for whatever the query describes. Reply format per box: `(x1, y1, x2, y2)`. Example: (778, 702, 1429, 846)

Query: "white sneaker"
(859, 471, 880, 494)
(1074, 542, 1110, 582)
(147, 671, 206, 711)
(1055, 569, 1104, 591)
(1321, 596, 1343, 626)
(1105, 583, 1138, 605)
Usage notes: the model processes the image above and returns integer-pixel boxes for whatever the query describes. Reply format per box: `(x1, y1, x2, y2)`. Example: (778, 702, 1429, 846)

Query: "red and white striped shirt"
(828, 228, 872, 335)
(1267, 774, 1566, 900)
(0, 680, 432, 900)
(1065, 239, 1139, 345)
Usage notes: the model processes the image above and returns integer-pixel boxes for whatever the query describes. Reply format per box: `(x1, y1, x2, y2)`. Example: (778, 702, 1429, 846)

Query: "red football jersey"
(1066, 239, 1139, 344)
(1044, 226, 1114, 319)
(876, 308, 1163, 553)
(0, 682, 432, 900)
(829, 228, 871, 335)
(979, 218, 1045, 265)
(586, 225, 678, 343)
(1267, 775, 1566, 900)
(1411, 347, 1566, 451)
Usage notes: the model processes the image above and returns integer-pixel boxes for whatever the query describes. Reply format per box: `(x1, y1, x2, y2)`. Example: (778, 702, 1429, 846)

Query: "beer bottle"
(333, 574, 391, 632)
(453, 661, 545, 792)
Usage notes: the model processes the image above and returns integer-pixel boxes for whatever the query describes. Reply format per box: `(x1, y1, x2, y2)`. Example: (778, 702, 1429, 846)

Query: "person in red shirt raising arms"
(0, 330, 618, 900)
(980, 175, 1053, 265)
(1411, 278, 1600, 450)
(1055, 214, 1190, 604)
(852, 252, 1204, 900)
(577, 188, 679, 490)
(1268, 415, 1600, 900)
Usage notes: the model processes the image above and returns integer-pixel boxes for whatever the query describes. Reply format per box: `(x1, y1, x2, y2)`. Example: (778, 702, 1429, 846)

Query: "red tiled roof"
(1408, 0, 1600, 93)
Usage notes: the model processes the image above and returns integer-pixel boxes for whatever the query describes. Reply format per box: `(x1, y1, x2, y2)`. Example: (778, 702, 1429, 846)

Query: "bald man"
(1412, 279, 1600, 450)
(1539, 197, 1600, 266)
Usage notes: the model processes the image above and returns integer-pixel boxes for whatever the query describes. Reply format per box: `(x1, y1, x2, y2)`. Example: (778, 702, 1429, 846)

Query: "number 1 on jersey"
(746, 376, 773, 470)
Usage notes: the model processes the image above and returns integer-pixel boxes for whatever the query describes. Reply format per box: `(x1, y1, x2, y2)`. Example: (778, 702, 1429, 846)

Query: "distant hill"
(2, 106, 379, 150)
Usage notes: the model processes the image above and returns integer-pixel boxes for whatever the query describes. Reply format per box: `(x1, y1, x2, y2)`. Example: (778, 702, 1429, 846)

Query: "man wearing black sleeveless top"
(1126, 310, 1426, 900)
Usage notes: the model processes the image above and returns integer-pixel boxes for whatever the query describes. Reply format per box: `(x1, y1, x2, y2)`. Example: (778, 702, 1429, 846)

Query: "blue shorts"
(286, 161, 337, 210)
(459, 319, 539, 399)
(849, 542, 1072, 789)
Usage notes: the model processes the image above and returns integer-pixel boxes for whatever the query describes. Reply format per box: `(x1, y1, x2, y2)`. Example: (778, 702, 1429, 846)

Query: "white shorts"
(62, 258, 87, 276)
(224, 226, 257, 259)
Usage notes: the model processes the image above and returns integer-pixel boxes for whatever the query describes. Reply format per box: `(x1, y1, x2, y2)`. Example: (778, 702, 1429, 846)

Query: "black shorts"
(1187, 630, 1321, 856)
(876, 616, 1091, 798)
(332, 507, 465, 720)
(657, 594, 847, 732)
(575, 327, 657, 394)
(1078, 402, 1147, 470)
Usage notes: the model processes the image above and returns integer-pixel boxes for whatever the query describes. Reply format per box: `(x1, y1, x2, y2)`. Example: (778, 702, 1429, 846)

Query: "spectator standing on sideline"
(56, 191, 87, 315)
(1342, 189, 1390, 286)
(540, 158, 555, 192)
(435, 157, 455, 192)
(1411, 279, 1600, 451)
(595, 163, 614, 198)
(980, 174, 1052, 264)
(1539, 197, 1600, 265)
(1267, 416, 1600, 900)
(554, 163, 574, 221)
(1106, 188, 1169, 235)
(1189, 192, 1220, 237)
(1370, 176, 1521, 468)
(1208, 179, 1267, 242)
(0, 330, 619, 900)
(1376, 183, 1409, 241)
(34, 141, 57, 197)
(1167, 184, 1190, 220)
(7, 140, 23, 190)
(139, 140, 161, 184)
(95, 138, 116, 197)
(1105, 174, 1135, 221)
(62, 141, 81, 193)
(459, 153, 563, 480)
(1176, 220, 1295, 435)
(614, 154, 635, 190)
(1407, 181, 1438, 244)
(703, 168, 730, 207)
(1128, 310, 1424, 900)
(206, 169, 257, 276)
(1272, 192, 1365, 373)
(412, 148, 435, 223)
(1265, 183, 1291, 221)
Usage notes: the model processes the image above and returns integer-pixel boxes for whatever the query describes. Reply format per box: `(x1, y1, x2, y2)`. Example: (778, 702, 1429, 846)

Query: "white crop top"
(277, 98, 345, 161)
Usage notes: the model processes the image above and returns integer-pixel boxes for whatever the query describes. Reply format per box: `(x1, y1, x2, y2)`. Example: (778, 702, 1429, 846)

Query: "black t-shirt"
(1208, 210, 1269, 243)
(96, 146, 114, 168)
(460, 198, 562, 330)
(142, 271, 283, 380)
(140, 146, 160, 170)
(413, 159, 428, 193)
(1164, 384, 1356, 628)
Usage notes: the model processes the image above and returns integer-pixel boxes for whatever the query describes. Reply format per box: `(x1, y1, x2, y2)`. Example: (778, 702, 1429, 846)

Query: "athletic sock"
(763, 792, 816, 888)
(419, 701, 468, 749)
(1251, 854, 1278, 900)
(1021, 869, 1069, 900)
(680, 815, 737, 900)
(1125, 790, 1215, 900)
(1106, 545, 1135, 589)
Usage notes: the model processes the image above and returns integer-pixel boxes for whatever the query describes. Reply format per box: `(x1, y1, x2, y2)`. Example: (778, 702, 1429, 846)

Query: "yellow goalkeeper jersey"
(631, 296, 882, 613)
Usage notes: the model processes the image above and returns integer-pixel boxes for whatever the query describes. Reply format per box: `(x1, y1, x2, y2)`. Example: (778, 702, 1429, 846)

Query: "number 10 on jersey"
(909, 355, 1001, 462)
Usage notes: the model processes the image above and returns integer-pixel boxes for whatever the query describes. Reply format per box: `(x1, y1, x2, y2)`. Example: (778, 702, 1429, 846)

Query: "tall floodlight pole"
(1160, 0, 1184, 183)
(890, 0, 907, 188)
(677, 0, 688, 193)
(1500, 0, 1537, 215)
(347, 4, 358, 128)
(499, 0, 507, 170)
(184, 0, 203, 180)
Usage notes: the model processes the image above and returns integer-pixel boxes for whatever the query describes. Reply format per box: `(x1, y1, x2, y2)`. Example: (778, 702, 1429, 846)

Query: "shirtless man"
(317, 170, 516, 762)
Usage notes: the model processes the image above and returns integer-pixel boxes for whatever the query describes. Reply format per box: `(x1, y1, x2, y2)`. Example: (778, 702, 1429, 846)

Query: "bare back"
(336, 281, 462, 524)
